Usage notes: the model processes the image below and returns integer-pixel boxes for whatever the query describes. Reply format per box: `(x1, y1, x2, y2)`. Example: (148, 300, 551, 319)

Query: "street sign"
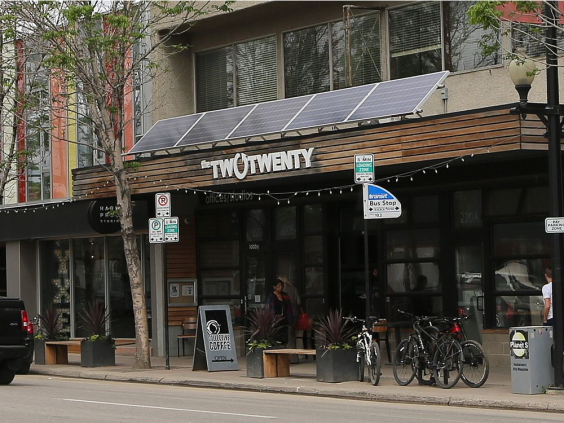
(363, 184, 402, 219)
(149, 218, 164, 243)
(546, 217, 564, 233)
(155, 192, 171, 217)
(164, 217, 179, 242)
(354, 154, 374, 183)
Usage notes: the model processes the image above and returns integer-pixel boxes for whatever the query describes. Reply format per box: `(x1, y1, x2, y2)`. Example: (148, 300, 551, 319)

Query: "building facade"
(1, 1, 562, 364)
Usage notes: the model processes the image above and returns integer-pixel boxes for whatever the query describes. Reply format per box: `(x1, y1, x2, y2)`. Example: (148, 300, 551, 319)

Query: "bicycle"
(393, 310, 463, 389)
(344, 316, 382, 386)
(432, 315, 489, 388)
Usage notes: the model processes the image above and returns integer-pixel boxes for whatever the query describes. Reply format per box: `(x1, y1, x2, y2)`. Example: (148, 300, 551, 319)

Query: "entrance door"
(455, 244, 484, 343)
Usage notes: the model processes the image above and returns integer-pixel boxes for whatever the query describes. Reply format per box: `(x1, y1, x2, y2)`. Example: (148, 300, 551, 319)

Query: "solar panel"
(127, 114, 203, 154)
(229, 95, 313, 139)
(128, 71, 449, 156)
(348, 71, 449, 121)
(285, 84, 375, 131)
(175, 105, 254, 148)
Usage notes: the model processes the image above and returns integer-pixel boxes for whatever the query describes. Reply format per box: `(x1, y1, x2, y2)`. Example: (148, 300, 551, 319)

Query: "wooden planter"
(246, 347, 267, 378)
(80, 339, 115, 367)
(316, 348, 358, 383)
(34, 339, 46, 365)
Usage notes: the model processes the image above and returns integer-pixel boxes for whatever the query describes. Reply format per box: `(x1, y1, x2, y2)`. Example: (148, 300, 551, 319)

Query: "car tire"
(0, 364, 16, 385)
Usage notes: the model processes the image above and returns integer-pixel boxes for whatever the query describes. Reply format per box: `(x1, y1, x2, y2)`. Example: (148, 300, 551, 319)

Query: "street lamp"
(509, 1, 564, 387)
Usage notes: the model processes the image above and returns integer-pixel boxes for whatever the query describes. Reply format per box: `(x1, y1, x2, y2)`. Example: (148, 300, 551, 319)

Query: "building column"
(6, 240, 38, 318)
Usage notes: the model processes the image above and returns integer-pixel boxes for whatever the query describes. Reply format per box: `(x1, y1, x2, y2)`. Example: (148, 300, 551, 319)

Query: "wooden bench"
(263, 348, 316, 377)
(44, 340, 82, 365)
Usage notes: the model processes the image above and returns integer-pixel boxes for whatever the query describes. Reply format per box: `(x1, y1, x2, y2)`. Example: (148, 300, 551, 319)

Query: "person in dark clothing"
(265, 278, 293, 345)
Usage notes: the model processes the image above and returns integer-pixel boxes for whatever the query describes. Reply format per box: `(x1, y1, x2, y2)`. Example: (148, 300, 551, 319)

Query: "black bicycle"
(393, 310, 463, 389)
(433, 315, 489, 388)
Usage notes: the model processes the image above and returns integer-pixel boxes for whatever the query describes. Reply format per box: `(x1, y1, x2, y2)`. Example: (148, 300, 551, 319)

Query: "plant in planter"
(77, 302, 115, 367)
(245, 307, 284, 378)
(34, 306, 66, 365)
(315, 308, 359, 383)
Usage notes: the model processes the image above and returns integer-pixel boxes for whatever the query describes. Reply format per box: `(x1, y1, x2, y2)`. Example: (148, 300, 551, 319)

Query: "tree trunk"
(110, 149, 151, 369)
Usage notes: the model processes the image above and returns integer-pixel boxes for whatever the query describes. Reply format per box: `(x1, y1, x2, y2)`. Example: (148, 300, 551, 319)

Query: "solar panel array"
(128, 71, 449, 155)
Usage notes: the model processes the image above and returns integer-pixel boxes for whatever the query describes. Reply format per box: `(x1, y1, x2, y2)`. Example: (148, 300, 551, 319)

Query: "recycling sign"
(363, 184, 402, 219)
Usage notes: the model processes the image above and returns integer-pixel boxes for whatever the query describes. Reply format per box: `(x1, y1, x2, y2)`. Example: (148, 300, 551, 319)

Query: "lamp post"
(509, 0, 564, 387)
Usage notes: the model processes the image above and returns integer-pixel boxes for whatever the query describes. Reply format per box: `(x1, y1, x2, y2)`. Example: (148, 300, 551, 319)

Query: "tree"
(6, 1, 230, 369)
(468, 0, 563, 67)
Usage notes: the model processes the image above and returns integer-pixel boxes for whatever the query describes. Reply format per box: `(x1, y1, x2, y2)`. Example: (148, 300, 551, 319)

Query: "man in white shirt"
(543, 267, 553, 326)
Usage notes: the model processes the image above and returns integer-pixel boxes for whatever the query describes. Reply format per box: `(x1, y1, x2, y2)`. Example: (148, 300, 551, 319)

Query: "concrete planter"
(316, 348, 358, 383)
(246, 347, 267, 378)
(80, 339, 115, 367)
(34, 339, 46, 365)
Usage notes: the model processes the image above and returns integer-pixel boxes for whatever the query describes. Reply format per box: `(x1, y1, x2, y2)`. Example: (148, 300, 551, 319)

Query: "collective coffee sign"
(192, 305, 238, 372)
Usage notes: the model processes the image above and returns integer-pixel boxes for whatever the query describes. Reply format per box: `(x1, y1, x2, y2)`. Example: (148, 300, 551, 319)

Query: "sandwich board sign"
(192, 305, 238, 372)
(363, 184, 402, 219)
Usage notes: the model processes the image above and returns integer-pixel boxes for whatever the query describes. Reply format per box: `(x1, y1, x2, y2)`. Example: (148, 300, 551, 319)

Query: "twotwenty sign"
(201, 148, 314, 180)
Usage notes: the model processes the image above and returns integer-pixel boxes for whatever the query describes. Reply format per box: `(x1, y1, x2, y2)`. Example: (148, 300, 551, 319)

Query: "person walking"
(543, 267, 553, 327)
(265, 278, 293, 345)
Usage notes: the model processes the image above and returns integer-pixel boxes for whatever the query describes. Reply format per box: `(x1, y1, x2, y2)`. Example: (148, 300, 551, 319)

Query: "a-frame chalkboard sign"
(192, 305, 239, 371)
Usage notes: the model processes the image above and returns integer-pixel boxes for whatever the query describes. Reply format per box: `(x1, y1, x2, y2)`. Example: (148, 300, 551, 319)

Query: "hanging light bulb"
(461, 157, 465, 162)
(446, 163, 449, 169)
(287, 200, 290, 204)
(340, 189, 342, 194)
(277, 201, 280, 205)
(350, 187, 353, 192)
(423, 169, 426, 174)
(258, 196, 261, 201)
(435, 169, 438, 173)
(318, 191, 321, 196)
(396, 177, 399, 182)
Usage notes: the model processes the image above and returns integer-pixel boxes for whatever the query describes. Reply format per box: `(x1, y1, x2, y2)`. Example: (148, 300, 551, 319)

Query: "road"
(1, 375, 562, 422)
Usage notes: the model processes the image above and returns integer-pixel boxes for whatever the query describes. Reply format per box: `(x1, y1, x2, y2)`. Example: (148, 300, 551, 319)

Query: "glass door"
(455, 244, 483, 343)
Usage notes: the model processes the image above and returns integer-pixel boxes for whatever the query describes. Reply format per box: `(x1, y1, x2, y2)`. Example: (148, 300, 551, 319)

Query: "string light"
(0, 142, 503, 214)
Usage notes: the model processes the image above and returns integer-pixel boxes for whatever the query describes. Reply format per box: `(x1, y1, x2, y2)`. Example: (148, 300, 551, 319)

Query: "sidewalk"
(28, 354, 564, 413)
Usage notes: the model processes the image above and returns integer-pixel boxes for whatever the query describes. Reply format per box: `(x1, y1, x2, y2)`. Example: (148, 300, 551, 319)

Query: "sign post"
(149, 193, 180, 370)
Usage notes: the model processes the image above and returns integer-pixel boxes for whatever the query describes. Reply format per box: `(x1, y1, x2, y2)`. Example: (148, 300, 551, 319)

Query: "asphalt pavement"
(26, 353, 564, 413)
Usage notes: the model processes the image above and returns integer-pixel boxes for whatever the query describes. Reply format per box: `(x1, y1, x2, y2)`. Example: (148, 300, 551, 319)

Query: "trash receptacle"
(509, 326, 553, 394)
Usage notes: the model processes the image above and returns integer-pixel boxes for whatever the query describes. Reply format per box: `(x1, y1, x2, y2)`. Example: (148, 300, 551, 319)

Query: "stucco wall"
(150, 1, 564, 125)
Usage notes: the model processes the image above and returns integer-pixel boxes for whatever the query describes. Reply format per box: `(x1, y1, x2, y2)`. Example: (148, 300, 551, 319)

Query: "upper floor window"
(284, 12, 381, 98)
(390, 1, 501, 79)
(76, 82, 103, 168)
(196, 35, 277, 112)
(389, 2, 442, 79)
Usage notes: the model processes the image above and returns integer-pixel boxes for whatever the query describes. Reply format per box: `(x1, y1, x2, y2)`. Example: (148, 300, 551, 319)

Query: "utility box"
(509, 326, 554, 394)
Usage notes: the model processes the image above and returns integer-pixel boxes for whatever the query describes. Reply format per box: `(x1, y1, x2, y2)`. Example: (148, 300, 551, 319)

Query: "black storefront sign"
(87, 199, 149, 234)
(192, 305, 238, 371)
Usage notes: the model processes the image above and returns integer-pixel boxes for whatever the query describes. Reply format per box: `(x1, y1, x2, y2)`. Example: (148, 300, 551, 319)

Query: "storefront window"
(412, 195, 438, 223)
(304, 204, 323, 233)
(304, 236, 323, 264)
(386, 262, 440, 293)
(305, 266, 323, 295)
(492, 222, 550, 256)
(453, 190, 482, 229)
(494, 294, 544, 327)
(200, 241, 239, 267)
(197, 210, 239, 238)
(386, 228, 440, 259)
(73, 237, 105, 338)
(201, 270, 240, 296)
(246, 209, 266, 241)
(39, 239, 71, 337)
(274, 206, 296, 240)
(108, 237, 134, 338)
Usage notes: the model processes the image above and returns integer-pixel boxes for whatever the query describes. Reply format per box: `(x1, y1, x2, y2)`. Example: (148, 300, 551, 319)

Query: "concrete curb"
(29, 368, 564, 413)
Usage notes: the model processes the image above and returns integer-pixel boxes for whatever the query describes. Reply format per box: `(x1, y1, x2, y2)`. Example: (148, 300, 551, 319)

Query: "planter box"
(316, 348, 358, 383)
(34, 339, 46, 365)
(80, 339, 115, 367)
(246, 347, 267, 378)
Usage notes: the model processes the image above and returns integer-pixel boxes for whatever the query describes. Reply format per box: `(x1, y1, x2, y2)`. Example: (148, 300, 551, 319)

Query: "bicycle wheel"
(416, 326, 439, 386)
(358, 353, 365, 382)
(433, 337, 463, 389)
(393, 338, 417, 386)
(460, 340, 489, 388)
(369, 342, 381, 386)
